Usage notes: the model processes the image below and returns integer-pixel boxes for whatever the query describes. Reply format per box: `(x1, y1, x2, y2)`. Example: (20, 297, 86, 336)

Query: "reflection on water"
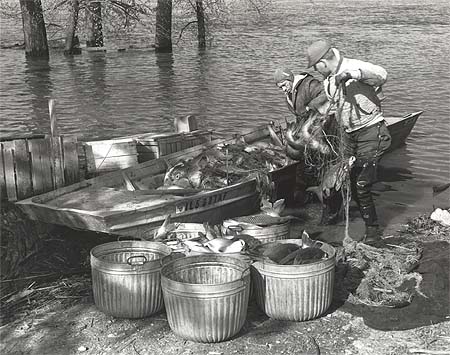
(0, 0, 449, 191)
(24, 58, 53, 135)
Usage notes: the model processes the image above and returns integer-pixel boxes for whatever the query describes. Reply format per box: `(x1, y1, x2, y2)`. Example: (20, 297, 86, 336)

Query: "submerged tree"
(86, 0, 104, 47)
(196, 0, 206, 49)
(64, 0, 81, 54)
(19, 0, 49, 58)
(155, 0, 173, 52)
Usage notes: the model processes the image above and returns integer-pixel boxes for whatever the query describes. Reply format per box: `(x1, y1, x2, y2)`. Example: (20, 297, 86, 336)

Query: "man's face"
(277, 80, 293, 94)
(313, 59, 332, 78)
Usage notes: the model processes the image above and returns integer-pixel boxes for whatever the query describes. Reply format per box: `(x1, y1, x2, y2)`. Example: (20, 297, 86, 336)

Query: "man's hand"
(335, 69, 362, 86)
(334, 71, 353, 85)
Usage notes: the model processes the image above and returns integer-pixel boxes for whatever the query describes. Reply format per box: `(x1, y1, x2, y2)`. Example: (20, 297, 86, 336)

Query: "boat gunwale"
(14, 112, 422, 232)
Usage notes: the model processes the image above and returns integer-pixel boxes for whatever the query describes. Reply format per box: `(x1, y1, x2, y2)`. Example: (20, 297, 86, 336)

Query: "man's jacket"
(286, 73, 328, 120)
(323, 49, 387, 132)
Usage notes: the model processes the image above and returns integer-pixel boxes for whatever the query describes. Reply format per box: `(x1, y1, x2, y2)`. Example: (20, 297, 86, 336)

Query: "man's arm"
(343, 58, 388, 87)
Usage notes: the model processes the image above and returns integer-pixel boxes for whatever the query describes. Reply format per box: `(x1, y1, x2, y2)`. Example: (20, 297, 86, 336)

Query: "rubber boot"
(360, 205, 385, 247)
(319, 190, 343, 225)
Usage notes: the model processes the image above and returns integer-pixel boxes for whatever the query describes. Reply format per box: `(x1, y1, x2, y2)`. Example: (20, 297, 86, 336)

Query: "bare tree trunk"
(196, 0, 206, 49)
(155, 0, 172, 53)
(86, 1, 103, 47)
(19, 0, 49, 58)
(64, 0, 81, 55)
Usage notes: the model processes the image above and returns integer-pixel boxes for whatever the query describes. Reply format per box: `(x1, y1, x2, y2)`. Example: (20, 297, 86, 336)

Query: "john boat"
(15, 111, 423, 238)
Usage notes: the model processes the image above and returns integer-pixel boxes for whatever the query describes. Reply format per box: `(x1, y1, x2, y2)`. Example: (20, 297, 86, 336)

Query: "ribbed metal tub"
(161, 254, 251, 343)
(90, 241, 172, 318)
(224, 216, 291, 243)
(252, 239, 336, 321)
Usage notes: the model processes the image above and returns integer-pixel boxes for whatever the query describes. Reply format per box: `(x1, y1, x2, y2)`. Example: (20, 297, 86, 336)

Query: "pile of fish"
(153, 215, 262, 255)
(162, 139, 287, 190)
(284, 112, 332, 159)
(250, 232, 328, 265)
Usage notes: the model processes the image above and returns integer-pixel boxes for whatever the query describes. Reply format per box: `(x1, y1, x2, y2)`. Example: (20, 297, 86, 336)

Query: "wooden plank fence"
(0, 136, 79, 202)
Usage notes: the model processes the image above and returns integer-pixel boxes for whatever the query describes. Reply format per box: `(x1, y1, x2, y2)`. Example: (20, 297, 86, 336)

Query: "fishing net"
(340, 242, 424, 307)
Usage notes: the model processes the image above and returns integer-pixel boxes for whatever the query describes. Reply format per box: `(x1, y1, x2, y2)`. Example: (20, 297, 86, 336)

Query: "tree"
(64, 0, 81, 55)
(155, 0, 173, 52)
(196, 0, 206, 49)
(19, 0, 49, 58)
(86, 0, 104, 47)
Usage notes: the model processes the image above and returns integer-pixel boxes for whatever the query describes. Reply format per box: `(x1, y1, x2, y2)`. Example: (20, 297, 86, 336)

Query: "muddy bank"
(1, 199, 450, 354)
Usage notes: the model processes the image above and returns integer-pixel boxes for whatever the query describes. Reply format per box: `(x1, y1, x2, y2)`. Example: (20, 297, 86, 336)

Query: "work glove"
(334, 71, 353, 85)
(335, 69, 362, 85)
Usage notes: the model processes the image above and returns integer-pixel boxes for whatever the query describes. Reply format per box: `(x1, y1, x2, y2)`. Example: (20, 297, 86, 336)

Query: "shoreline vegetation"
(1, 201, 449, 354)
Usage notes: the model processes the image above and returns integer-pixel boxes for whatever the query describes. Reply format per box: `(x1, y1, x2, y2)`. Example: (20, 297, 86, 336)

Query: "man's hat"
(306, 40, 331, 68)
(274, 68, 294, 84)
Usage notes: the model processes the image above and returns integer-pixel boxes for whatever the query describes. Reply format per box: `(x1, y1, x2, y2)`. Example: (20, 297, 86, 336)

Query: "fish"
(285, 120, 304, 150)
(202, 222, 219, 241)
(163, 158, 204, 189)
(285, 143, 304, 160)
(285, 113, 330, 155)
(261, 198, 286, 217)
(205, 238, 245, 254)
(244, 141, 272, 152)
(182, 240, 212, 254)
(154, 214, 176, 240)
(262, 243, 300, 264)
(307, 157, 354, 202)
(301, 230, 320, 248)
(293, 247, 327, 265)
(267, 124, 284, 147)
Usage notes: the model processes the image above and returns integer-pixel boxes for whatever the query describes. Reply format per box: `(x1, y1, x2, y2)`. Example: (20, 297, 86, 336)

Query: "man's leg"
(353, 122, 392, 244)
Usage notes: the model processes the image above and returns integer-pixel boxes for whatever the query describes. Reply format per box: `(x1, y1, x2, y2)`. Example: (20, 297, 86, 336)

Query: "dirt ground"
(1, 197, 450, 355)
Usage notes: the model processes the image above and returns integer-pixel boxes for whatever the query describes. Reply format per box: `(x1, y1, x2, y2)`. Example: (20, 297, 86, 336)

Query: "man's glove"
(334, 71, 353, 85)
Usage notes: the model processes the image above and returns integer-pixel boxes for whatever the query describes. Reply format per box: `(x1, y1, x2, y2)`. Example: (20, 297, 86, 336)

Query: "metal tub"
(90, 241, 172, 318)
(252, 239, 336, 321)
(161, 254, 250, 343)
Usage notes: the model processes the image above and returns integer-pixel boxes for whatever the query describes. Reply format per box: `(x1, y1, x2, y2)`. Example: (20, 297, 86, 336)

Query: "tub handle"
(127, 255, 148, 265)
(227, 225, 244, 235)
(117, 235, 144, 242)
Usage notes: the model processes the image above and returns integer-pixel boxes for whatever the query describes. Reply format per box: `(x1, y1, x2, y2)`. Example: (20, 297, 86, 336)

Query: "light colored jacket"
(323, 49, 388, 132)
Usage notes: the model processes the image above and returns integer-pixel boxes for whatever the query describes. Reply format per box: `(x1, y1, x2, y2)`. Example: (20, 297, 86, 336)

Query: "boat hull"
(16, 112, 421, 238)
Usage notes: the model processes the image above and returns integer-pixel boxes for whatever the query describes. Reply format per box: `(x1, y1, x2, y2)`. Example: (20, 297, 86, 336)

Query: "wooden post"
(49, 99, 58, 137)
(48, 99, 65, 188)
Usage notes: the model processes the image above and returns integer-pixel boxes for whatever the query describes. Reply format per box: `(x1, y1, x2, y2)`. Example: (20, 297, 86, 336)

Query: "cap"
(274, 68, 294, 84)
(306, 40, 331, 68)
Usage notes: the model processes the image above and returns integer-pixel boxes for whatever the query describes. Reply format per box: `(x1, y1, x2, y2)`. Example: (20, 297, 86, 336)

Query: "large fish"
(285, 114, 331, 155)
(307, 156, 355, 202)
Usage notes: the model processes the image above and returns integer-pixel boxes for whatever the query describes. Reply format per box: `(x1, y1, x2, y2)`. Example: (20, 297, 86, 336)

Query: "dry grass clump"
(0, 275, 92, 325)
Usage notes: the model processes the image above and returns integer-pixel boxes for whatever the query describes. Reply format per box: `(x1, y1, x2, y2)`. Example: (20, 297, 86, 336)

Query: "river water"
(0, 0, 449, 192)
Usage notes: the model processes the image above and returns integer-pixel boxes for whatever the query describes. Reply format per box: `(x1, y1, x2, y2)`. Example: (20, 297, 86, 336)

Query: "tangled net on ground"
(343, 242, 423, 307)
(400, 211, 450, 242)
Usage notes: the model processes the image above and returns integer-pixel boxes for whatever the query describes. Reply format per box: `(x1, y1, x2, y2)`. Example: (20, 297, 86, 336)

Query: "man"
(274, 68, 341, 224)
(306, 39, 392, 244)
(274, 68, 327, 120)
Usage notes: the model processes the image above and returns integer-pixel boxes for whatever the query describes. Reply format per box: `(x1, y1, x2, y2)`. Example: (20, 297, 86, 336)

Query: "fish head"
(261, 198, 286, 217)
(164, 162, 189, 185)
(154, 214, 176, 240)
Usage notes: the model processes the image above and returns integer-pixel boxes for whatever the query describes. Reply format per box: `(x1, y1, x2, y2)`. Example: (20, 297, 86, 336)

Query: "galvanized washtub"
(223, 214, 291, 244)
(251, 239, 336, 321)
(161, 254, 251, 343)
(90, 241, 172, 318)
